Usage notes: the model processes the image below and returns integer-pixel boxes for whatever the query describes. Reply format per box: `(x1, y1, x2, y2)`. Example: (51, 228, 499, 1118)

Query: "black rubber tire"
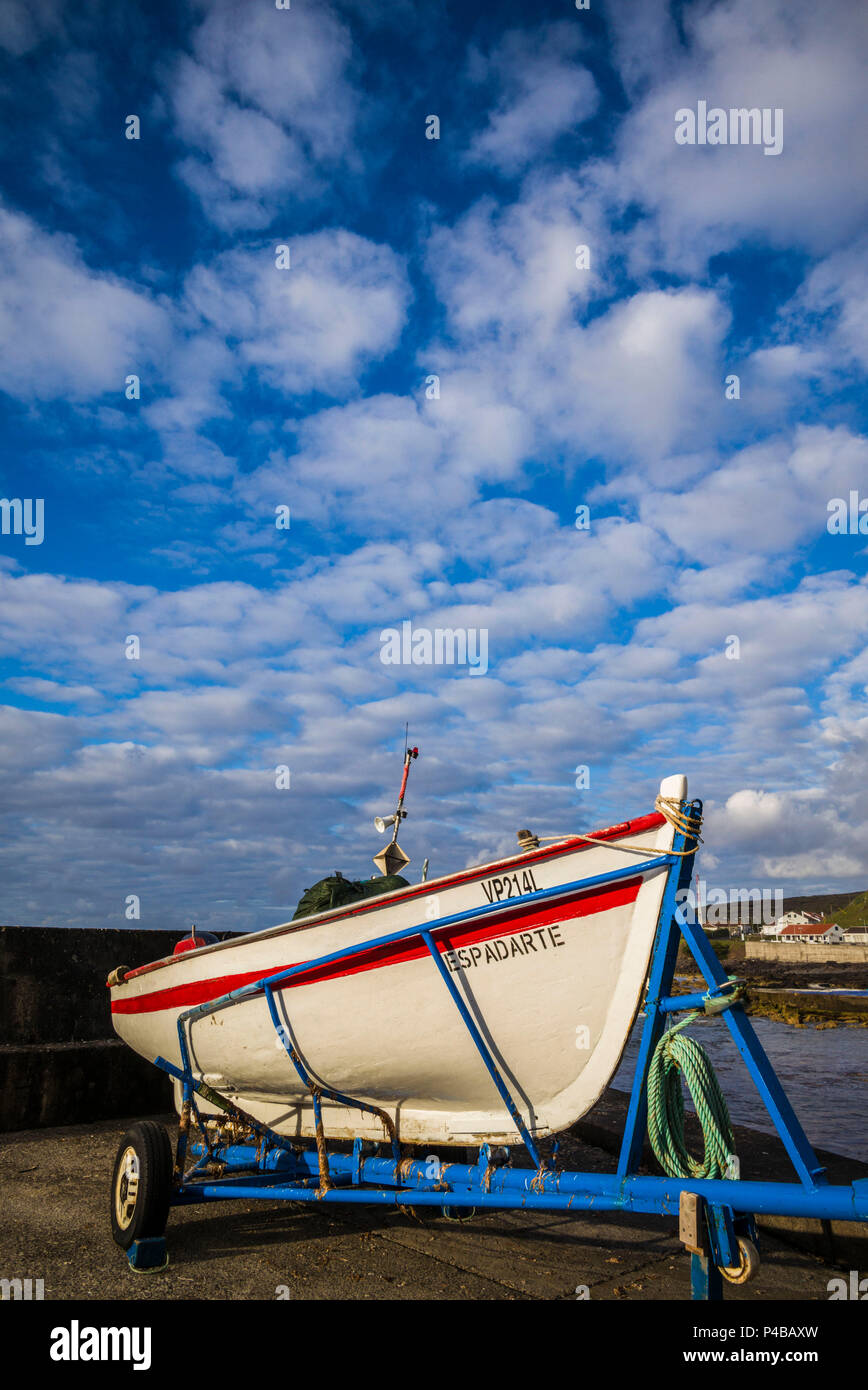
(110, 1121, 173, 1250)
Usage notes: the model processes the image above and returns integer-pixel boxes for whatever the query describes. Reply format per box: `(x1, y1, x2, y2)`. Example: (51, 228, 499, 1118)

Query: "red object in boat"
(173, 936, 207, 956)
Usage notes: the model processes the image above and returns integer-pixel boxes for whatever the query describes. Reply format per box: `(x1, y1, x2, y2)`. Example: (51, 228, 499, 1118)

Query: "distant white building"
(778, 921, 845, 945)
(763, 910, 822, 938)
(842, 925, 868, 945)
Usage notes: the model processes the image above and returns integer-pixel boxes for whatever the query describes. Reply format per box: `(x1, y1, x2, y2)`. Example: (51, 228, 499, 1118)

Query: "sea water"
(613, 1015, 868, 1161)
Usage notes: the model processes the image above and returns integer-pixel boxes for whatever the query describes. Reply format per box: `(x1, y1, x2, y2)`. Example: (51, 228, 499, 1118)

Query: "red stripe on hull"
(111, 876, 642, 1016)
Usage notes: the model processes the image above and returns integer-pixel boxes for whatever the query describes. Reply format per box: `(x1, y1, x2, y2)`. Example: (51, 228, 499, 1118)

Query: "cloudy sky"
(1, 0, 867, 932)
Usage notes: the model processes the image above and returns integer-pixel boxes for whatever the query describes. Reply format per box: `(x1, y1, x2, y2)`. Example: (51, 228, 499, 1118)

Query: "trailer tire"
(110, 1121, 173, 1250)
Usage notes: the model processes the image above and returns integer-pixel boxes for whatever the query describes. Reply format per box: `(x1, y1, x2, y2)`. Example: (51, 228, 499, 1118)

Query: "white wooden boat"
(109, 774, 687, 1147)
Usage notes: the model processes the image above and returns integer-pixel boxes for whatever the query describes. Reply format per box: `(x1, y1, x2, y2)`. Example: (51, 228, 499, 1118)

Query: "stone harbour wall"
(0, 925, 184, 1131)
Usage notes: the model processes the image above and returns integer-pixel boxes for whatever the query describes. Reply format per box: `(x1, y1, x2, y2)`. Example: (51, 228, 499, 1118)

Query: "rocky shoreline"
(676, 945, 868, 1026)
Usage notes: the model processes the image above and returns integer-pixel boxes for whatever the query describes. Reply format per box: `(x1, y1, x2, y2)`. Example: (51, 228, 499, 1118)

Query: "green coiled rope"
(647, 1013, 736, 1180)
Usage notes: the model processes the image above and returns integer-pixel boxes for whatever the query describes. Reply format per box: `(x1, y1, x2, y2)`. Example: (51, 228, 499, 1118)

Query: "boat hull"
(110, 779, 685, 1146)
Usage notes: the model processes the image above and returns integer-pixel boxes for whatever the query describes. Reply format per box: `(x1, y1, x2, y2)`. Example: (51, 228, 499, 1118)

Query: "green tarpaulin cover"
(291, 871, 410, 921)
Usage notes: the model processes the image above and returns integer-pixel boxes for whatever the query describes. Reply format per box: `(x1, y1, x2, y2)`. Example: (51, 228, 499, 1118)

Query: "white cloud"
(6, 677, 104, 706)
(430, 210, 728, 463)
(465, 23, 598, 175)
(168, 0, 357, 227)
(634, 573, 868, 677)
(426, 175, 604, 340)
(708, 782, 868, 882)
(240, 394, 449, 527)
(641, 425, 868, 562)
(421, 171, 733, 467)
(784, 237, 868, 375)
(607, 0, 868, 270)
(0, 0, 64, 55)
(183, 231, 410, 395)
(0, 203, 169, 401)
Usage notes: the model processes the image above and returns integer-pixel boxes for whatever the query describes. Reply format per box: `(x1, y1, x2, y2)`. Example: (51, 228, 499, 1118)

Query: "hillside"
(833, 890, 868, 928)
(777, 890, 867, 923)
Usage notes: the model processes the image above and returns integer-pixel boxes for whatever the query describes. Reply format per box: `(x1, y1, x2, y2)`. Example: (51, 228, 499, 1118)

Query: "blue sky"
(1, 0, 867, 932)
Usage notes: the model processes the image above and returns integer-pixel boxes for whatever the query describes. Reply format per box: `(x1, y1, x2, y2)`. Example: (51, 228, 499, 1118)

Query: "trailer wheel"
(110, 1121, 173, 1250)
(720, 1236, 759, 1285)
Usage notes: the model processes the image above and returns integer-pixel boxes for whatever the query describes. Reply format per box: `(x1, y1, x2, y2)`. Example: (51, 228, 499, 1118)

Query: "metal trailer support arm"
(262, 982, 402, 1172)
(617, 814, 698, 1179)
(421, 927, 543, 1169)
(674, 906, 827, 1187)
(617, 798, 827, 1192)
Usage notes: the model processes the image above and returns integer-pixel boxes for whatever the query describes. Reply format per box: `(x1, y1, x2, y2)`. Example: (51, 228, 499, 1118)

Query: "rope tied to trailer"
(647, 1013, 736, 1181)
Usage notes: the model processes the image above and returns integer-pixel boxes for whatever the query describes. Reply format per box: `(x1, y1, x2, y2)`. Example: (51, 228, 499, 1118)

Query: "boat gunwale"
(110, 867, 657, 1017)
(113, 809, 666, 988)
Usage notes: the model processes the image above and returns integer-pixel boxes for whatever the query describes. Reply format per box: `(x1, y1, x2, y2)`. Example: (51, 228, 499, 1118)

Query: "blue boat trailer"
(115, 800, 868, 1299)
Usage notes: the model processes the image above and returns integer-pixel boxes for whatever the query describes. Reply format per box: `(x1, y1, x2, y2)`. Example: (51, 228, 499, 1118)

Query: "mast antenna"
(373, 736, 418, 876)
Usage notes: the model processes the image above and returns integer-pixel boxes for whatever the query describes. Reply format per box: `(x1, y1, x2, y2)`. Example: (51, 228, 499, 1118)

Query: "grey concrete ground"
(0, 1113, 846, 1301)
